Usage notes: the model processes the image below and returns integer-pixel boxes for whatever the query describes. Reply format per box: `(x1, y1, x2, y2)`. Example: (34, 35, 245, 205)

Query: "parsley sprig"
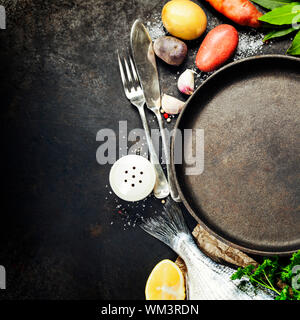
(231, 250, 300, 300)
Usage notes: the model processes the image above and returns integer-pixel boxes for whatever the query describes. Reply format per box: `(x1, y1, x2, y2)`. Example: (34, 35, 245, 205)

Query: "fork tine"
(129, 56, 139, 84)
(123, 56, 133, 84)
(117, 52, 126, 87)
(117, 51, 130, 96)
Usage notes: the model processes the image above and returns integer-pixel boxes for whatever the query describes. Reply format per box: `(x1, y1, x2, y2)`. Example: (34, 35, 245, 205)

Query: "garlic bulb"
(177, 69, 194, 95)
(161, 94, 185, 115)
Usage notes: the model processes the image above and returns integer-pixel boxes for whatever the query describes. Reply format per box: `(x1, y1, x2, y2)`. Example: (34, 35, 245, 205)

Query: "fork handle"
(137, 106, 169, 199)
(154, 109, 181, 202)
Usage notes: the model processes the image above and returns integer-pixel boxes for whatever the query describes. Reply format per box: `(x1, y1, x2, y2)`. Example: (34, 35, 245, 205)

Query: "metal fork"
(118, 52, 170, 199)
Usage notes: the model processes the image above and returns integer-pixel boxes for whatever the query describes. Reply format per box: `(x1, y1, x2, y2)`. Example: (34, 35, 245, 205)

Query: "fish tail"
(140, 198, 192, 250)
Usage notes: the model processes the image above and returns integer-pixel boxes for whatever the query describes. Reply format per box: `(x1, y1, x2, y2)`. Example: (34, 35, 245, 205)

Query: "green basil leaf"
(287, 30, 300, 54)
(251, 0, 295, 10)
(259, 2, 300, 25)
(263, 27, 297, 40)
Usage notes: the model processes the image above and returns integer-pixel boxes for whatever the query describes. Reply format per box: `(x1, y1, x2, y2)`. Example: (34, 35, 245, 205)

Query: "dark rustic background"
(0, 0, 292, 299)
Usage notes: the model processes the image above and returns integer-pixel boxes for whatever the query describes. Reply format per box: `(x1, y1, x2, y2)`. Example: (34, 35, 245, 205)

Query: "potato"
(162, 0, 207, 40)
(196, 24, 239, 72)
(153, 36, 187, 66)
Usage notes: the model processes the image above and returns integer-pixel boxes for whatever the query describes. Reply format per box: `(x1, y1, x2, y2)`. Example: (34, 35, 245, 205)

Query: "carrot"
(205, 0, 263, 28)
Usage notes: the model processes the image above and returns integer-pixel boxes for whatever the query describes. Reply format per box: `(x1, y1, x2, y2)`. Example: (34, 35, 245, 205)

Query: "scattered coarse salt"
(235, 31, 264, 59)
(147, 13, 165, 40)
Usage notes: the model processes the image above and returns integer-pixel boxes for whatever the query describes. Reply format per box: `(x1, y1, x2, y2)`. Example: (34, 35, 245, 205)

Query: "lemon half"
(145, 259, 185, 300)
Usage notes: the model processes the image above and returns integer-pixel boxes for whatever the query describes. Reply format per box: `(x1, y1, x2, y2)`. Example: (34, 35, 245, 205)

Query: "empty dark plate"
(172, 55, 300, 256)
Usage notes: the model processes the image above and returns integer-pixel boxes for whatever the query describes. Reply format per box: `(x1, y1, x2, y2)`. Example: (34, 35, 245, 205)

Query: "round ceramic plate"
(172, 55, 300, 256)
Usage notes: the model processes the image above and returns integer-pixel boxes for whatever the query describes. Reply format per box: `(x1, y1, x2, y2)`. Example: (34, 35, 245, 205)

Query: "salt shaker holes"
(109, 155, 156, 202)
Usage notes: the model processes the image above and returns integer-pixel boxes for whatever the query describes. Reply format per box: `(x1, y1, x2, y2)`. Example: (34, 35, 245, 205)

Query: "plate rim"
(171, 54, 300, 256)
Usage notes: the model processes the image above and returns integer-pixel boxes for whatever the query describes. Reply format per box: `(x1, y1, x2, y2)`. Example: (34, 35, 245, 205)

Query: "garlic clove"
(177, 69, 194, 95)
(161, 94, 185, 115)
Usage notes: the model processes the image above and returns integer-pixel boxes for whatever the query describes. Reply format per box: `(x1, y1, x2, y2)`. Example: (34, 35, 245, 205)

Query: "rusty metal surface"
(173, 55, 300, 256)
(0, 0, 299, 299)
